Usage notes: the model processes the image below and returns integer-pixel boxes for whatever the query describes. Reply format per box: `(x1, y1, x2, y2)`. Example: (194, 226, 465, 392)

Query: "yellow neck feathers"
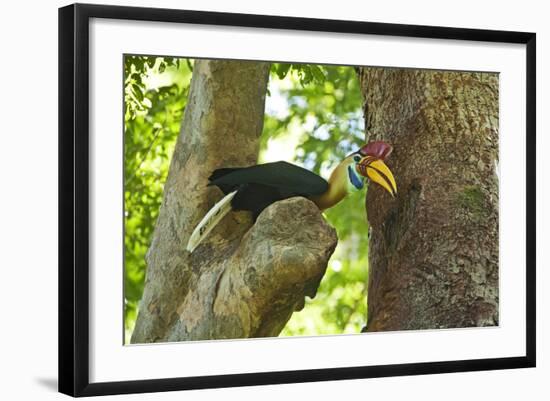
(311, 156, 354, 211)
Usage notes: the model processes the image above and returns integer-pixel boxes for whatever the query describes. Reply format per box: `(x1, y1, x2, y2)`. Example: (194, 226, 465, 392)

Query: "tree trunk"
(358, 68, 499, 331)
(131, 60, 337, 343)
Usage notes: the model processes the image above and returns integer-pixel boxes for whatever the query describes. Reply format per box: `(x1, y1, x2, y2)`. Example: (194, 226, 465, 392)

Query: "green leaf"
(132, 84, 144, 102)
(310, 65, 326, 83)
(276, 63, 291, 79)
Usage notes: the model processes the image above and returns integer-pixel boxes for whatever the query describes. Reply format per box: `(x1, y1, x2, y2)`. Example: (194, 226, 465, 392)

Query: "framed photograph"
(58, 3, 536, 397)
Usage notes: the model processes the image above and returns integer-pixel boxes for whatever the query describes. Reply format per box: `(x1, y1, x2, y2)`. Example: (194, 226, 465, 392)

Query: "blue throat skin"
(347, 165, 364, 190)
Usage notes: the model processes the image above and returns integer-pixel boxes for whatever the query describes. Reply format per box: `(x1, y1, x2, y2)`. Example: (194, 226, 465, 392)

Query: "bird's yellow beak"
(357, 158, 397, 197)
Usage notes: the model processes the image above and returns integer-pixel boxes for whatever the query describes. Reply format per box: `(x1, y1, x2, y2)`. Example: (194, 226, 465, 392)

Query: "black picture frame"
(58, 3, 536, 397)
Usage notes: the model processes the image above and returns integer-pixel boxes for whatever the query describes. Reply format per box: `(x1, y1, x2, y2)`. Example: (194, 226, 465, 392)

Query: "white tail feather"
(186, 190, 237, 253)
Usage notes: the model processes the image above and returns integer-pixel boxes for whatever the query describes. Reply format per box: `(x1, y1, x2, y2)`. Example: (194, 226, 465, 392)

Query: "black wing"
(208, 161, 328, 195)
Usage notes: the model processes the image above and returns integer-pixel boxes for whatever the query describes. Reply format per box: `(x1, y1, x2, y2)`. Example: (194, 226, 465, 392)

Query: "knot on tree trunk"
(132, 197, 337, 343)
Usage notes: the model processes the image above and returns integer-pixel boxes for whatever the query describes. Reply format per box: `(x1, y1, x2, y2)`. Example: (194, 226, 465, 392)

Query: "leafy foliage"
(124, 56, 192, 340)
(263, 64, 365, 173)
(124, 56, 182, 120)
(124, 57, 369, 340)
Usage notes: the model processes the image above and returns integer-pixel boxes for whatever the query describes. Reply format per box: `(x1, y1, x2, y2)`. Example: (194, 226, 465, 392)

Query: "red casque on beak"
(355, 140, 397, 196)
(359, 141, 393, 160)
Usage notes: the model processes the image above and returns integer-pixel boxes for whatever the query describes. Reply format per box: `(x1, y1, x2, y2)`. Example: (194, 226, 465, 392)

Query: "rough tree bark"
(358, 68, 499, 331)
(131, 60, 337, 343)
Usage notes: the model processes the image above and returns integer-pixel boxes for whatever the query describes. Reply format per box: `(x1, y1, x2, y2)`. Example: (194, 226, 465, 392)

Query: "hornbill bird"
(186, 140, 396, 252)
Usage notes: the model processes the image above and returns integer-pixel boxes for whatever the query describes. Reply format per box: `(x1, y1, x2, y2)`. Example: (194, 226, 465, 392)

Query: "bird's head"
(351, 141, 397, 197)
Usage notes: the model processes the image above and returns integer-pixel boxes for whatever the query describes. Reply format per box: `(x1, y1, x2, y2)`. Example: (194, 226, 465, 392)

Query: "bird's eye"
(353, 155, 361, 162)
